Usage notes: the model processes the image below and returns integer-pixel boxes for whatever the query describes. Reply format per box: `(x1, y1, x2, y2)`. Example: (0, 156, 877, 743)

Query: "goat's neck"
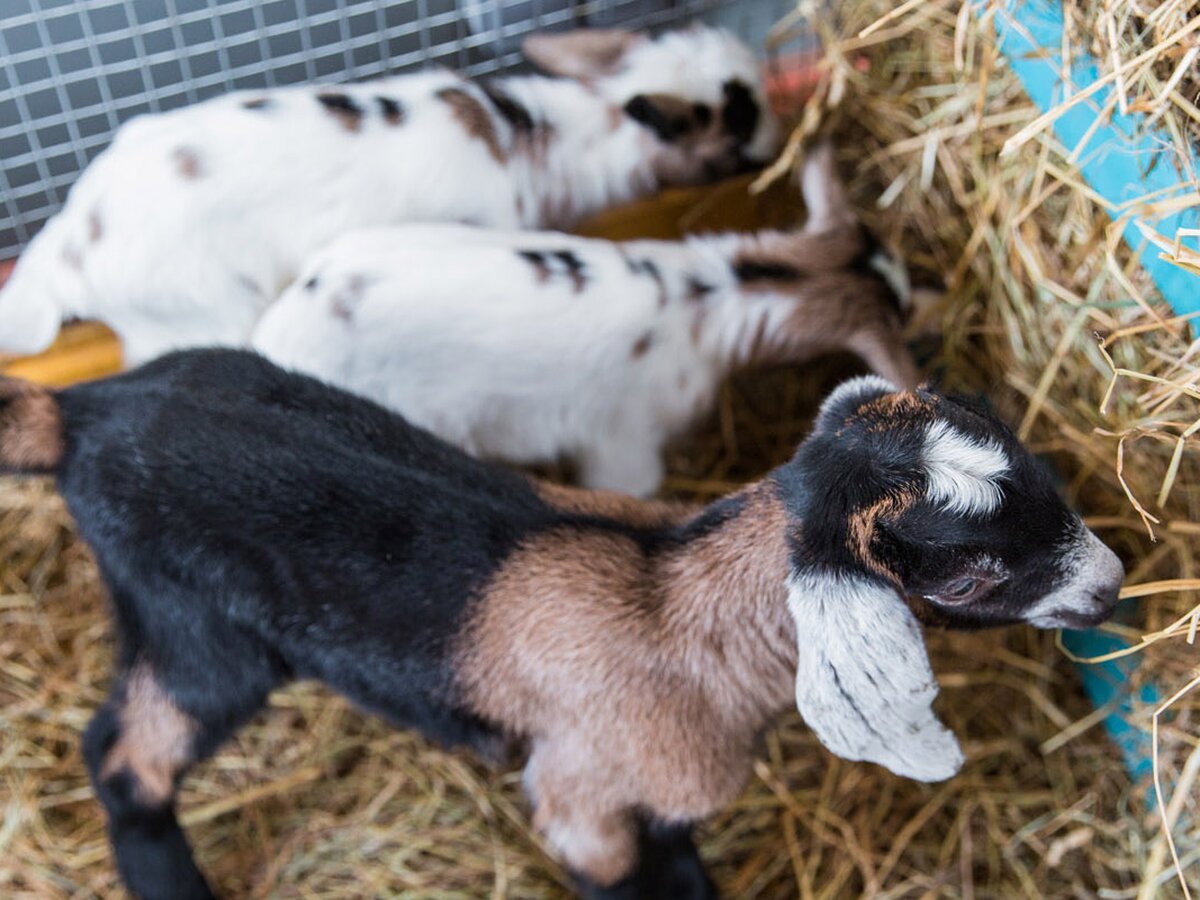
(653, 481, 798, 732)
(490, 75, 658, 229)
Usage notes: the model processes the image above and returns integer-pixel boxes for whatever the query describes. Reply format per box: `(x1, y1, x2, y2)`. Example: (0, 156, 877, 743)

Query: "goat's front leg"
(579, 821, 717, 900)
(524, 743, 717, 899)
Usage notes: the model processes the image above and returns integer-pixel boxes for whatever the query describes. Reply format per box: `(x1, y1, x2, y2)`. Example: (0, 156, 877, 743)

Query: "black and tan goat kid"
(0, 351, 1123, 899)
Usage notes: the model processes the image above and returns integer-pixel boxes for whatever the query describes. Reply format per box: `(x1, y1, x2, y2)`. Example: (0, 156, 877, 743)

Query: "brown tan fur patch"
(847, 486, 920, 583)
(732, 225, 866, 284)
(689, 308, 707, 345)
(100, 667, 198, 806)
(437, 87, 505, 164)
(856, 390, 937, 433)
(172, 146, 203, 179)
(731, 268, 912, 381)
(533, 479, 696, 528)
(0, 380, 64, 473)
(456, 484, 796, 880)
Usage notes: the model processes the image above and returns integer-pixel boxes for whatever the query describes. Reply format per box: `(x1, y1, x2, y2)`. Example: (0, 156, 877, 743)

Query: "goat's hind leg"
(83, 607, 285, 899)
(84, 672, 211, 899)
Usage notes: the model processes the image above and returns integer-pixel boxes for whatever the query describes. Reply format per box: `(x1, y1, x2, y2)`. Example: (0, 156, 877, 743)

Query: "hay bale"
(760, 0, 1199, 893)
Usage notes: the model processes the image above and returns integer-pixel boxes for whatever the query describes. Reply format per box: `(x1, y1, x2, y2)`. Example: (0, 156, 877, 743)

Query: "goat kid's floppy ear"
(522, 28, 642, 80)
(786, 570, 964, 782)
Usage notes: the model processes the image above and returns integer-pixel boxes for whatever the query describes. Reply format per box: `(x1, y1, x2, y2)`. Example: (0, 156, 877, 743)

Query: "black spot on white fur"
(720, 79, 759, 145)
(481, 82, 535, 133)
(517, 249, 587, 292)
(317, 93, 364, 131)
(375, 96, 404, 125)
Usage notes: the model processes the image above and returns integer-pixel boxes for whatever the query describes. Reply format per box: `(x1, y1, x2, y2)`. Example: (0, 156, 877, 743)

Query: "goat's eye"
(938, 577, 983, 602)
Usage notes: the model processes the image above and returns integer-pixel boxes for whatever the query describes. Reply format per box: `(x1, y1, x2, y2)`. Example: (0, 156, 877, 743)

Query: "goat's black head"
(773, 375, 1124, 784)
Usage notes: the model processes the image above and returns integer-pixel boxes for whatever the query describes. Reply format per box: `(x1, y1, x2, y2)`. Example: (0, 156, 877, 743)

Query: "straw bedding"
(1, 0, 1198, 896)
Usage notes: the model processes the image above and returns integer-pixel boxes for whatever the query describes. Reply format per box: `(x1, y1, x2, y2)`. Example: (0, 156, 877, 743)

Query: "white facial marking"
(868, 249, 913, 309)
(786, 571, 964, 782)
(922, 420, 1009, 516)
(1025, 525, 1125, 628)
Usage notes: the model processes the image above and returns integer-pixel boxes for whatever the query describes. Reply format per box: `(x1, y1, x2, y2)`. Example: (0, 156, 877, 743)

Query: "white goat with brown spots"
(0, 26, 779, 365)
(254, 143, 920, 496)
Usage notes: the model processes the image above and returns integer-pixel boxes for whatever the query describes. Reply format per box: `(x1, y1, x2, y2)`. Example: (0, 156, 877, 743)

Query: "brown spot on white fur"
(689, 308, 707, 345)
(172, 146, 202, 179)
(437, 87, 504, 164)
(456, 485, 795, 880)
(0, 381, 63, 472)
(87, 210, 103, 243)
(630, 332, 654, 360)
(100, 667, 198, 806)
(330, 275, 369, 323)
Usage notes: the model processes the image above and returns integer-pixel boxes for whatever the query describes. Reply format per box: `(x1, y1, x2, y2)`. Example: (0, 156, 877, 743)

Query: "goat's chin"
(902, 596, 1020, 631)
(1028, 609, 1114, 631)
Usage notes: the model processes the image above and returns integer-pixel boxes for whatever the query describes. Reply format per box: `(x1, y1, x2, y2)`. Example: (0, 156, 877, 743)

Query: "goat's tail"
(0, 215, 89, 357)
(0, 377, 64, 475)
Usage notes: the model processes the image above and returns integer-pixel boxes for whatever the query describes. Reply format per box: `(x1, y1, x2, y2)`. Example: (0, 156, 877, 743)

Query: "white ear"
(786, 570, 963, 782)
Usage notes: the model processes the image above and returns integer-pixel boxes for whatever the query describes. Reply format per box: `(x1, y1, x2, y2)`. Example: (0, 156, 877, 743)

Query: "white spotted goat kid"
(255, 143, 919, 496)
(0, 26, 779, 364)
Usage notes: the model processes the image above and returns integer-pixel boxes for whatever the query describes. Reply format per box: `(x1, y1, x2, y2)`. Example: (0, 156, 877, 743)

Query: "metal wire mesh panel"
(0, 0, 795, 258)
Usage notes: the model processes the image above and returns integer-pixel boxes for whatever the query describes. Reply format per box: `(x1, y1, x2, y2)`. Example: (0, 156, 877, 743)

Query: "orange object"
(2, 321, 124, 387)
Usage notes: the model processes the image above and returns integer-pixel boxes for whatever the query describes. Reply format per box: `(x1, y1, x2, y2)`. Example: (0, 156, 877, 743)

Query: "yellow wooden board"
(1, 173, 797, 388)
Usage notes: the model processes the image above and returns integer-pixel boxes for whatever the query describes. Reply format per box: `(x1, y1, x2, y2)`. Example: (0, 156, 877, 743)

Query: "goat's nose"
(1091, 580, 1121, 610)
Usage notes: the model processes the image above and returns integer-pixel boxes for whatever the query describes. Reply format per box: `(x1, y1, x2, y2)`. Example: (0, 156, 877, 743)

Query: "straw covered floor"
(2, 0, 1199, 896)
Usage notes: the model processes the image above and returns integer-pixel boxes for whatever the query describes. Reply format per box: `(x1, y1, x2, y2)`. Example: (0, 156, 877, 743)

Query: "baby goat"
(0, 26, 779, 365)
(254, 143, 918, 496)
(0, 350, 1123, 899)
